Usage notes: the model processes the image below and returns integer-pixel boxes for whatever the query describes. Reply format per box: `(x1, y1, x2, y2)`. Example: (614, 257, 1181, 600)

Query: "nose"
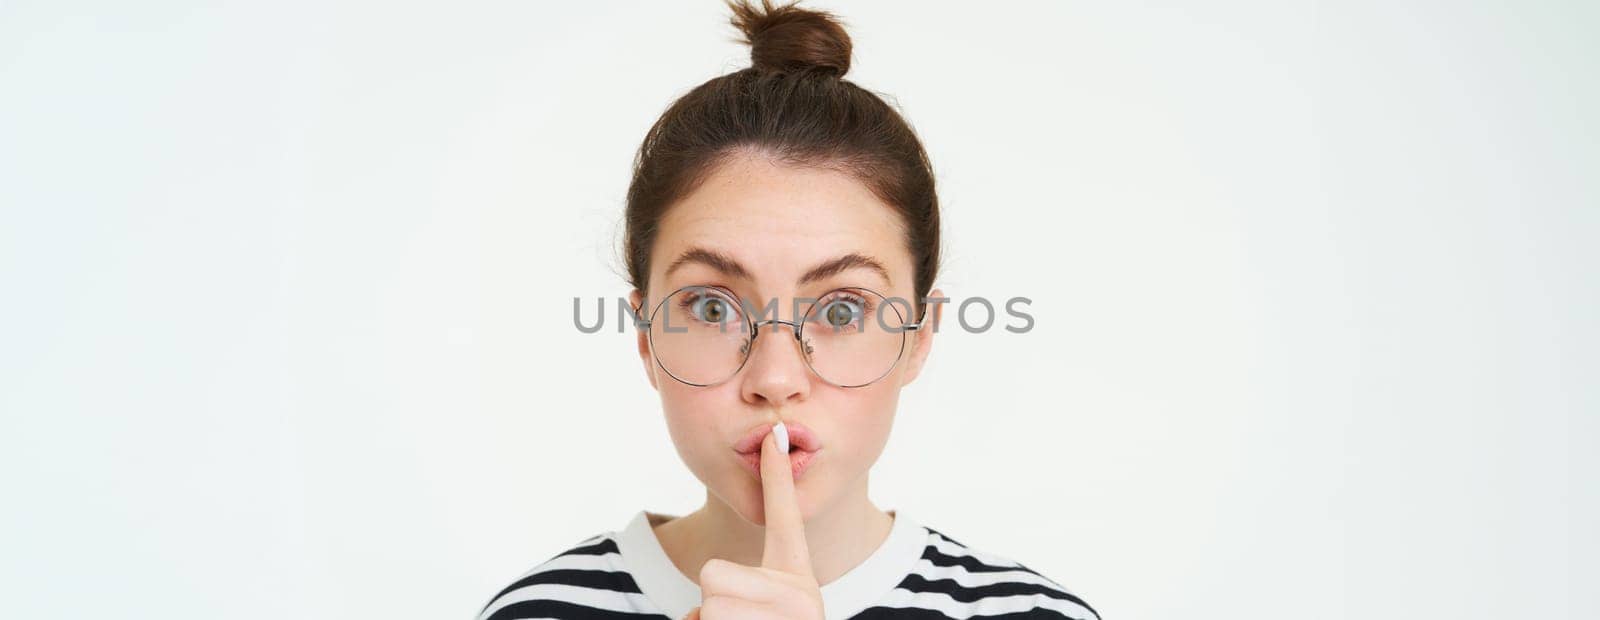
(739, 318, 811, 408)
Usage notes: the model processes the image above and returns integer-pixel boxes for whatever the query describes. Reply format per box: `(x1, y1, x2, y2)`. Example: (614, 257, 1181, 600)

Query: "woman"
(477, 1, 1098, 618)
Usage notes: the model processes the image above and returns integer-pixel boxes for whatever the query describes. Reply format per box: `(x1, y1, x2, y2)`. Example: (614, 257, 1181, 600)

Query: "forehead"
(650, 153, 909, 293)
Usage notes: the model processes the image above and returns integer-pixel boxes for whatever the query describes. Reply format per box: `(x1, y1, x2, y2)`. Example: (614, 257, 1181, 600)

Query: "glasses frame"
(635, 284, 925, 389)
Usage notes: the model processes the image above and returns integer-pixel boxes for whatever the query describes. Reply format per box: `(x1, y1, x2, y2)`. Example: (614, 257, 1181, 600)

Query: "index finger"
(759, 422, 813, 576)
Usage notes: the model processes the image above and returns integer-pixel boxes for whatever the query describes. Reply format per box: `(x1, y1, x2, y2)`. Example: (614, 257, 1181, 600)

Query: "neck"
(653, 476, 895, 587)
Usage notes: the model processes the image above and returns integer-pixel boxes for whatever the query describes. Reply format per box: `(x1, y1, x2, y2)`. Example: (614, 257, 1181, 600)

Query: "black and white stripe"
(850, 528, 1099, 620)
(477, 527, 1099, 620)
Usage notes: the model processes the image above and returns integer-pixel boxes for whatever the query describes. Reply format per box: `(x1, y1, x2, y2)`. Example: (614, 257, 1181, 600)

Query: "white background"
(1, 1, 1594, 618)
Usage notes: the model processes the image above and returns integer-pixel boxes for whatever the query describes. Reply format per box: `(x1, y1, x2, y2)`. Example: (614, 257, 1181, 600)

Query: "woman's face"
(630, 152, 938, 526)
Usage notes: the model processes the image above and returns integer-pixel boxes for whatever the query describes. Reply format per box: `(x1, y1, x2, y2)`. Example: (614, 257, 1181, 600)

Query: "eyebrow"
(663, 246, 892, 288)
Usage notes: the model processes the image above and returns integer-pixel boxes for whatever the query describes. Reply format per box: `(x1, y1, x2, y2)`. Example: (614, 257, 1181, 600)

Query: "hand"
(682, 425, 824, 620)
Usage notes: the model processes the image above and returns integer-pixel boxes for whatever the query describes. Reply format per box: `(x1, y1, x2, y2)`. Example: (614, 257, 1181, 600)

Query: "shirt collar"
(613, 508, 926, 620)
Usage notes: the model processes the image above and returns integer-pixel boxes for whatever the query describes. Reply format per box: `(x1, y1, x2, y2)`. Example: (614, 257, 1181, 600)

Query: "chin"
(711, 466, 818, 526)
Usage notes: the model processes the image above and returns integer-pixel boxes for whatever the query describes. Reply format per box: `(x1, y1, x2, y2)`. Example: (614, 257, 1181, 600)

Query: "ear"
(898, 287, 943, 386)
(630, 289, 659, 391)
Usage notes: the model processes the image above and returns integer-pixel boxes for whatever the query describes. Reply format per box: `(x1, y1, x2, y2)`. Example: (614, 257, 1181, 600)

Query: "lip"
(738, 448, 817, 481)
(733, 421, 822, 481)
(734, 421, 820, 454)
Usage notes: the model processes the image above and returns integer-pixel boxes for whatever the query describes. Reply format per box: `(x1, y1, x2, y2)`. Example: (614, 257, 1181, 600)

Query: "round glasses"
(636, 285, 924, 388)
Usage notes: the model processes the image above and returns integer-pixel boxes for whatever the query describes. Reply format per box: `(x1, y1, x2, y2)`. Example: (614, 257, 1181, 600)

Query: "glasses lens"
(648, 287, 750, 386)
(801, 289, 909, 387)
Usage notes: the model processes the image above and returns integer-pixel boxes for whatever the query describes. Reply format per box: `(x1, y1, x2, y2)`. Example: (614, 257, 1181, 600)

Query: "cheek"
(838, 386, 899, 457)
(658, 382, 735, 463)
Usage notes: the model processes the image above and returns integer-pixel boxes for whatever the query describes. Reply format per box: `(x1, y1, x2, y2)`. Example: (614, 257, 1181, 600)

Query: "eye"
(691, 296, 731, 323)
(821, 297, 863, 328)
(674, 288, 741, 326)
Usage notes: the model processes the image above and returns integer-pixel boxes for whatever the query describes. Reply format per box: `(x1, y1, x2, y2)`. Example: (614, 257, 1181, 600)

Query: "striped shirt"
(476, 509, 1099, 620)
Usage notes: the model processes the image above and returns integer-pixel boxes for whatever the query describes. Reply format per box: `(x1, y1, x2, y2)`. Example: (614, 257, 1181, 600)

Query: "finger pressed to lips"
(734, 420, 819, 454)
(735, 420, 819, 481)
(683, 425, 822, 620)
(759, 427, 814, 576)
(736, 444, 817, 481)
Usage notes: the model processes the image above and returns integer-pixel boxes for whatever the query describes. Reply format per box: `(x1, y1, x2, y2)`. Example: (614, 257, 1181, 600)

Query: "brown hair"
(623, 0, 941, 318)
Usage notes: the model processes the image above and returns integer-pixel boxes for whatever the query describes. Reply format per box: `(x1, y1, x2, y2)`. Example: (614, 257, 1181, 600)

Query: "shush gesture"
(683, 423, 825, 620)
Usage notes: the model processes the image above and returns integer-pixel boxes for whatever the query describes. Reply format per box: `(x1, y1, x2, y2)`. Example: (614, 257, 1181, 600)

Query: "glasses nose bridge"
(750, 317, 804, 341)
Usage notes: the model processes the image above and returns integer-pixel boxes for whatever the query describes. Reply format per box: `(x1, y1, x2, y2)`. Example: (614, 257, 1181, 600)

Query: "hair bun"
(727, 0, 852, 77)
